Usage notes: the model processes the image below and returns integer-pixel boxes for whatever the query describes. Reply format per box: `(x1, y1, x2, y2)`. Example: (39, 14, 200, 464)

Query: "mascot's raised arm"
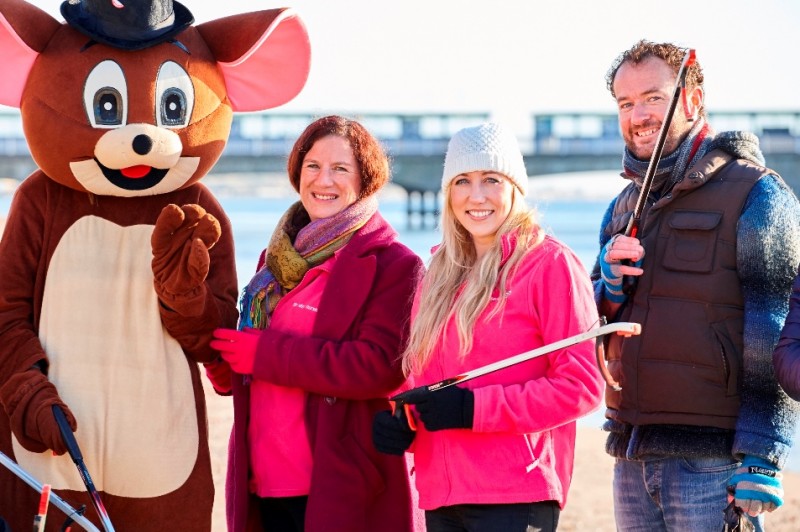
(0, 0, 310, 529)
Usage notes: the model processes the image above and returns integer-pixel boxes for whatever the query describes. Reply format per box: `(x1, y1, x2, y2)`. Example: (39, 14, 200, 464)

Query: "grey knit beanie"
(442, 122, 528, 195)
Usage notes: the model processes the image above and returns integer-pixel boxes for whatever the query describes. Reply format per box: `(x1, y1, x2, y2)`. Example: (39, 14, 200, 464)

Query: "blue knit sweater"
(591, 173, 800, 469)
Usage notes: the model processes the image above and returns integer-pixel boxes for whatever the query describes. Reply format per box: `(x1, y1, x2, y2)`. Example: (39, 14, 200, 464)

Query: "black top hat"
(61, 0, 194, 51)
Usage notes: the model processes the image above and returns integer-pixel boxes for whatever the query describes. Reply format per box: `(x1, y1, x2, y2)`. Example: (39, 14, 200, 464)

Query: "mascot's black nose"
(132, 134, 153, 155)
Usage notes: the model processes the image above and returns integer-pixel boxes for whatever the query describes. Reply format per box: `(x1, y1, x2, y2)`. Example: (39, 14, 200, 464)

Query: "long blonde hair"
(402, 185, 544, 376)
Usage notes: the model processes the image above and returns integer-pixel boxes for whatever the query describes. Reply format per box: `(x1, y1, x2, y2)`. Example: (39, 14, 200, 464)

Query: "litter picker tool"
(53, 405, 116, 532)
(0, 450, 100, 532)
(390, 320, 640, 426)
(621, 48, 697, 295)
(722, 487, 755, 531)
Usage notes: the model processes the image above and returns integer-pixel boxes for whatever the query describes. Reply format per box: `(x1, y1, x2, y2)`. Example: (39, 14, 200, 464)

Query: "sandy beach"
(203, 381, 800, 532)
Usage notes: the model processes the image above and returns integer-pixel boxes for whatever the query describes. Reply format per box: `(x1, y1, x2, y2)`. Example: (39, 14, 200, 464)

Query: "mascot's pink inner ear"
(0, 13, 41, 108)
(216, 11, 311, 112)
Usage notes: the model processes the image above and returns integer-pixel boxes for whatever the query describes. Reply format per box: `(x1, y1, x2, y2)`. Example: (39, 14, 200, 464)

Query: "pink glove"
(210, 328, 260, 375)
(203, 360, 233, 394)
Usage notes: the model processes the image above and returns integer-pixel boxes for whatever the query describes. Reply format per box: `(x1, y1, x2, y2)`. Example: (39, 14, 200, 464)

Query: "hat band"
(87, 12, 176, 42)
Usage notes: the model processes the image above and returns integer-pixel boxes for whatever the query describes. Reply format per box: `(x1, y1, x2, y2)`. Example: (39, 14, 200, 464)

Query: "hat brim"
(60, 1, 194, 51)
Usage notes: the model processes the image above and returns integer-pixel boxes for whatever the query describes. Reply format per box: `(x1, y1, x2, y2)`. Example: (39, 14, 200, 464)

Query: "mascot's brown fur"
(0, 0, 310, 529)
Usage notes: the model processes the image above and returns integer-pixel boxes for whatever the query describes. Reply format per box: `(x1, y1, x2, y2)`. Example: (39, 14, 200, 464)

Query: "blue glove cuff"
(599, 253, 619, 284)
(599, 245, 627, 303)
(741, 455, 777, 471)
(729, 455, 783, 508)
(602, 284, 627, 304)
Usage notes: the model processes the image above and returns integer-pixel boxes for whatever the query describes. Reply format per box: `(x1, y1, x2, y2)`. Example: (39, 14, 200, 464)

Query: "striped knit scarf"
(238, 196, 378, 330)
(622, 117, 767, 198)
(622, 117, 713, 197)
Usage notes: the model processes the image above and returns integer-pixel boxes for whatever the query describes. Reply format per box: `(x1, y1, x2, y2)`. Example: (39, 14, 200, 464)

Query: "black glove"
(409, 385, 474, 431)
(372, 409, 415, 455)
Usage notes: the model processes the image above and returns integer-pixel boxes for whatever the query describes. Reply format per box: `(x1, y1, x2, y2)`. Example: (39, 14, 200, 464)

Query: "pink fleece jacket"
(411, 235, 603, 510)
(247, 255, 336, 497)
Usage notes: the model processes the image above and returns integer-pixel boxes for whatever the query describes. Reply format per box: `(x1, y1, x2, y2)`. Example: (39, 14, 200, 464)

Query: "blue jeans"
(613, 456, 764, 531)
(425, 501, 560, 532)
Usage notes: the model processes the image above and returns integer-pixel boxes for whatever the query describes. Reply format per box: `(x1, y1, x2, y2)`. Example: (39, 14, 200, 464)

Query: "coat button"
(688, 171, 704, 181)
(325, 396, 337, 405)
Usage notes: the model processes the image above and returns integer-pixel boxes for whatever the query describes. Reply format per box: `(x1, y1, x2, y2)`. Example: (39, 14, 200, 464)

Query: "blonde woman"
(373, 122, 604, 532)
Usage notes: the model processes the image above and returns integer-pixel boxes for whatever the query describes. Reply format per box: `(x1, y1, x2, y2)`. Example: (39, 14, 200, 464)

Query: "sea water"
(1, 176, 798, 470)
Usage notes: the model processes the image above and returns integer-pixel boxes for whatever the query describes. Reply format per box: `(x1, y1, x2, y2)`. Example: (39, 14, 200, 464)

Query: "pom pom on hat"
(442, 122, 528, 195)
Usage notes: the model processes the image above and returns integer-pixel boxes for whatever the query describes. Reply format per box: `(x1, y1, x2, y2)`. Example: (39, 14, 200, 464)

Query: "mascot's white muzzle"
(70, 123, 199, 197)
(95, 123, 182, 169)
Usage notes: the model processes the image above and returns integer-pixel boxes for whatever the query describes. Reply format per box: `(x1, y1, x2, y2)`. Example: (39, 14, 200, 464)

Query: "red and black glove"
(0, 368, 77, 455)
(151, 204, 221, 316)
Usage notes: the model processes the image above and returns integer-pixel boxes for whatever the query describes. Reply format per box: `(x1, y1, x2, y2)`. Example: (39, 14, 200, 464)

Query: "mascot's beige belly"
(12, 216, 198, 497)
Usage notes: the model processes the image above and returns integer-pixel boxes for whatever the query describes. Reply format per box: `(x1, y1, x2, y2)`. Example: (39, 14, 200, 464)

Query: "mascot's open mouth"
(99, 160, 169, 190)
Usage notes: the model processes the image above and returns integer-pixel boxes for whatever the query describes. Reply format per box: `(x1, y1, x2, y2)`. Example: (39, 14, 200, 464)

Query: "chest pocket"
(662, 210, 722, 273)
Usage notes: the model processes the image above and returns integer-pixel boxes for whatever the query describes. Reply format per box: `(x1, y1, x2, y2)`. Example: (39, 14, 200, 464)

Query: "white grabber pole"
(0, 450, 101, 532)
(391, 321, 641, 422)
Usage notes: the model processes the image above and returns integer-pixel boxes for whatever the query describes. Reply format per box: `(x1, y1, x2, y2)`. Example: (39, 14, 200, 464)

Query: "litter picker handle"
(389, 400, 417, 431)
(619, 223, 641, 296)
(53, 406, 83, 463)
(619, 48, 696, 297)
(53, 406, 116, 532)
(390, 377, 464, 431)
(390, 385, 438, 431)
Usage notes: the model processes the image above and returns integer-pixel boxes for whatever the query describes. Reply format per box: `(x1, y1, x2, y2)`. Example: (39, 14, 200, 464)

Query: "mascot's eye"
(156, 61, 194, 129)
(160, 88, 187, 126)
(84, 60, 128, 128)
(94, 88, 124, 126)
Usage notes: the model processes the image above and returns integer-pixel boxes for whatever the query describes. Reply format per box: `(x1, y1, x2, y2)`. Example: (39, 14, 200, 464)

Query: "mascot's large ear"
(197, 8, 311, 112)
(0, 0, 62, 108)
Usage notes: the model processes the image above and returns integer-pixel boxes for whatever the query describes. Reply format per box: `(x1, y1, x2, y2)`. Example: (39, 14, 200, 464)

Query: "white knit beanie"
(442, 122, 528, 196)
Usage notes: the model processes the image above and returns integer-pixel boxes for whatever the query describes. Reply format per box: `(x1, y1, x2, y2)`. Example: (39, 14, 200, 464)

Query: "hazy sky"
(19, 1, 800, 135)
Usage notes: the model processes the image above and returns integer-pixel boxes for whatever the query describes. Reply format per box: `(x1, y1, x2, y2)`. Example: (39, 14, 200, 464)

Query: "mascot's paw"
(152, 204, 221, 315)
(0, 369, 77, 455)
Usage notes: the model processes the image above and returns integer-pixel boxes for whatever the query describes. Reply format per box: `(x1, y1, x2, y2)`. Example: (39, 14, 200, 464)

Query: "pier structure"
(1, 110, 799, 228)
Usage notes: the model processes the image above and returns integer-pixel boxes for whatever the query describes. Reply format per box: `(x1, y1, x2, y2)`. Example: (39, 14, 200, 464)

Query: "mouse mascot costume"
(0, 0, 310, 529)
